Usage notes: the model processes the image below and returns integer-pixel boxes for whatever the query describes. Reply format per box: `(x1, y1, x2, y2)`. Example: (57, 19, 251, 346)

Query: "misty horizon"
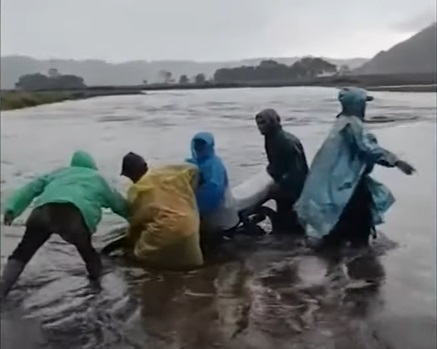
(0, 54, 371, 64)
(1, 0, 435, 62)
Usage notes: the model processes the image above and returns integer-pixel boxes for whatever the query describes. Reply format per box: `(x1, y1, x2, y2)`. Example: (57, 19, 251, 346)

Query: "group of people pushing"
(1, 87, 415, 299)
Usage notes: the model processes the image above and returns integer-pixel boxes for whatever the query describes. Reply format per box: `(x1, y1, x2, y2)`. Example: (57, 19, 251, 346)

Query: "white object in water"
(202, 170, 275, 232)
(232, 170, 275, 213)
(202, 186, 240, 231)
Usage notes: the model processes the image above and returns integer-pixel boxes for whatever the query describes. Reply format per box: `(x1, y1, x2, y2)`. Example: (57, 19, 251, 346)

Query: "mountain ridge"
(356, 23, 436, 75)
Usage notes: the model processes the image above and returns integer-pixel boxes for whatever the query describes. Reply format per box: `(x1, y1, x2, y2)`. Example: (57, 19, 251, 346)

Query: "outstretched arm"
(101, 179, 129, 220)
(4, 174, 51, 223)
(343, 123, 399, 167)
(343, 122, 416, 175)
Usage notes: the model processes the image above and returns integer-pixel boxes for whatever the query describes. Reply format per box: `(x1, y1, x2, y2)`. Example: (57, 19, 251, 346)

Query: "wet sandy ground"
(1, 87, 435, 348)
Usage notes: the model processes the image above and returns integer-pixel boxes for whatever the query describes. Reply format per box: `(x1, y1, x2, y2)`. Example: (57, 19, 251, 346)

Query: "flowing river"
(1, 87, 436, 349)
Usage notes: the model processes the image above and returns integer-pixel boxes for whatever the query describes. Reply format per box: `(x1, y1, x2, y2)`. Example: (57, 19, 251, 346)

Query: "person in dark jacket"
(255, 108, 309, 234)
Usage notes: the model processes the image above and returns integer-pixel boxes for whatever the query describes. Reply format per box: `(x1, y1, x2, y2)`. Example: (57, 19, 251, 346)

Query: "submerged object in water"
(102, 170, 275, 255)
(232, 170, 275, 215)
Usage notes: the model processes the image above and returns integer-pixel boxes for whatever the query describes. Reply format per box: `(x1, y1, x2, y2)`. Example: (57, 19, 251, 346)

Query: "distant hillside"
(0, 56, 367, 89)
(356, 23, 436, 75)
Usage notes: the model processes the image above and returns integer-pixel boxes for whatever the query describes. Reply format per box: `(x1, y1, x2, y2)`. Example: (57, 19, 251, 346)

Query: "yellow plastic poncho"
(126, 164, 203, 270)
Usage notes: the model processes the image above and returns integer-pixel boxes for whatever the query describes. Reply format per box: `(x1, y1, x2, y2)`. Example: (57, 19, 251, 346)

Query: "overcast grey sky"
(1, 0, 435, 61)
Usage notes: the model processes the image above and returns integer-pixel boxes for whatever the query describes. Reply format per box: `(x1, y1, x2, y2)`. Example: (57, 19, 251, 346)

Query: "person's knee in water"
(1, 150, 129, 298)
(295, 87, 416, 252)
(255, 109, 309, 235)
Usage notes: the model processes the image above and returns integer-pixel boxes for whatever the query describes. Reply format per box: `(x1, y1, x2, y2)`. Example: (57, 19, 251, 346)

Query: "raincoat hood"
(338, 87, 374, 119)
(186, 131, 229, 215)
(191, 132, 215, 162)
(4, 149, 127, 233)
(70, 150, 98, 170)
(256, 108, 282, 134)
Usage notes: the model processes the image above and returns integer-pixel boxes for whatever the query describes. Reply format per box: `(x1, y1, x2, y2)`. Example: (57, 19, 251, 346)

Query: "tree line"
(14, 57, 343, 90)
(214, 58, 338, 83)
(15, 68, 87, 90)
(157, 57, 340, 85)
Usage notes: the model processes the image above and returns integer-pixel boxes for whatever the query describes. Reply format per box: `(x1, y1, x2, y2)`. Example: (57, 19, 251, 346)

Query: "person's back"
(266, 129, 308, 198)
(125, 163, 203, 269)
(2, 150, 128, 298)
(6, 151, 128, 231)
(186, 132, 239, 236)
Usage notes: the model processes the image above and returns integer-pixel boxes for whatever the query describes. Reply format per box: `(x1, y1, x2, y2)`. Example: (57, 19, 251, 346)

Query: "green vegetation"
(213, 58, 338, 83)
(2, 68, 146, 111)
(3, 57, 433, 112)
(1, 91, 74, 111)
(15, 69, 87, 90)
(1, 68, 85, 110)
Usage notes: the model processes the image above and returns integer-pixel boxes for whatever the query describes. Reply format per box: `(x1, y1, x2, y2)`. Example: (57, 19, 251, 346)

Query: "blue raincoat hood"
(190, 132, 215, 162)
(338, 87, 374, 119)
(187, 132, 228, 215)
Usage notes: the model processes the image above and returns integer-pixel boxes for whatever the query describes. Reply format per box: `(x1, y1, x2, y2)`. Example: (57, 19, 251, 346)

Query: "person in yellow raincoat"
(120, 152, 203, 270)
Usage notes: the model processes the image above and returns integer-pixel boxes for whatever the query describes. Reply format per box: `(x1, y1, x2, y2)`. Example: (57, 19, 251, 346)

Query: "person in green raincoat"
(1, 150, 128, 298)
(255, 108, 309, 234)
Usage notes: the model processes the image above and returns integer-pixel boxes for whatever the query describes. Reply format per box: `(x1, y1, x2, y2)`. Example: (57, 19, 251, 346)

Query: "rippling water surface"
(1, 87, 436, 349)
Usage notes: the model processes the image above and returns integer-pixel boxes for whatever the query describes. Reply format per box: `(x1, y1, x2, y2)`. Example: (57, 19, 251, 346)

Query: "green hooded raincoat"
(4, 151, 128, 232)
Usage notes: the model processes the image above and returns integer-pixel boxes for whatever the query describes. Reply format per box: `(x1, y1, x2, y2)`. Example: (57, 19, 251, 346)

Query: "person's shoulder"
(45, 166, 71, 178)
(282, 129, 302, 144)
(213, 154, 226, 166)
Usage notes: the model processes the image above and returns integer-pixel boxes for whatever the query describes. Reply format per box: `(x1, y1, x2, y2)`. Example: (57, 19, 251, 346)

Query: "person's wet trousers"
(274, 198, 305, 235)
(1, 203, 102, 298)
(322, 177, 374, 249)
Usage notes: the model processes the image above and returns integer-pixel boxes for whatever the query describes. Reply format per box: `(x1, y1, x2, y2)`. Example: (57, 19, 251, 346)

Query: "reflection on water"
(1, 87, 436, 349)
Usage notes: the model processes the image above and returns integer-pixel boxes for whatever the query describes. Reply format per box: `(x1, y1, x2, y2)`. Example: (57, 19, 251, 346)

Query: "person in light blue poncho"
(295, 87, 416, 249)
(186, 132, 239, 246)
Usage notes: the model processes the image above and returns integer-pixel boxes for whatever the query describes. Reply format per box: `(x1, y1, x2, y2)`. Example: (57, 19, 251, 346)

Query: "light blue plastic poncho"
(186, 132, 228, 215)
(295, 87, 399, 239)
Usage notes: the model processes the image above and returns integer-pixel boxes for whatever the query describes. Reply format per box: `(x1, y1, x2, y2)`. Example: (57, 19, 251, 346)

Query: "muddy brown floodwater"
(1, 87, 436, 349)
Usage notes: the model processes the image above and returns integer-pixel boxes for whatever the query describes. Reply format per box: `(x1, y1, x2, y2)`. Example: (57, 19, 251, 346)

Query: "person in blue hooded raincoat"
(186, 132, 239, 247)
(295, 87, 416, 249)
